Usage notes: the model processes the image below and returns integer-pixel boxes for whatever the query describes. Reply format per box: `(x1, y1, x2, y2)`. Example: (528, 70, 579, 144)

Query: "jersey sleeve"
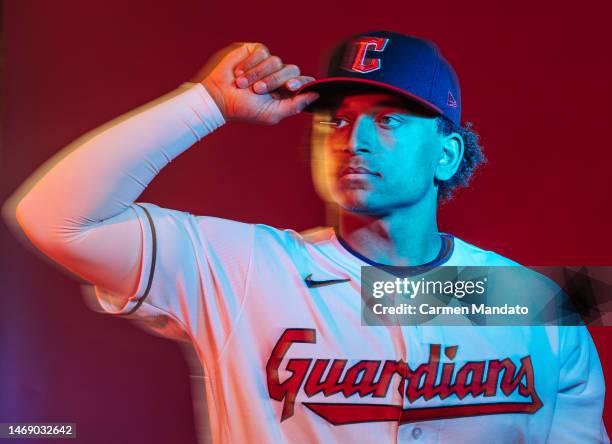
(93, 202, 254, 357)
(546, 326, 609, 443)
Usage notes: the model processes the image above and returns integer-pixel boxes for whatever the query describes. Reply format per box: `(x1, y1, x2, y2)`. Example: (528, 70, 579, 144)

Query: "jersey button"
(412, 427, 423, 439)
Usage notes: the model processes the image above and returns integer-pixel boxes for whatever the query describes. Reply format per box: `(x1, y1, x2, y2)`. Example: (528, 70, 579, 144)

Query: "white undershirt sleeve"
(14, 83, 225, 300)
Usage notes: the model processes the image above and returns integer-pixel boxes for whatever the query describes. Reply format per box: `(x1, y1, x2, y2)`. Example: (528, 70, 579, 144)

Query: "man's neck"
(337, 197, 441, 266)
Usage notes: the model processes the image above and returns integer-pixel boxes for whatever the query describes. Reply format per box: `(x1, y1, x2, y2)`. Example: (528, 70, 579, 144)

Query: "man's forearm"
(16, 83, 224, 244)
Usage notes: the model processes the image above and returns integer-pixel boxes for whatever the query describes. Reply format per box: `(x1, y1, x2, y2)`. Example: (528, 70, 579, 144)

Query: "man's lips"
(339, 166, 381, 177)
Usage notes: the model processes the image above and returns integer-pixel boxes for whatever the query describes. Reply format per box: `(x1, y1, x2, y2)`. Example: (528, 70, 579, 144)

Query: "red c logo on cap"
(347, 37, 389, 73)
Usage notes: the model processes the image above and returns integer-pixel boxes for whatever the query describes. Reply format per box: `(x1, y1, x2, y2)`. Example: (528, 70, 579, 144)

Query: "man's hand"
(197, 42, 319, 125)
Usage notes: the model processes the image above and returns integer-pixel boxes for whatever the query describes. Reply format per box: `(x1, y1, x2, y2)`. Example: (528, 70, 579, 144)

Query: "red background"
(2, 0, 612, 442)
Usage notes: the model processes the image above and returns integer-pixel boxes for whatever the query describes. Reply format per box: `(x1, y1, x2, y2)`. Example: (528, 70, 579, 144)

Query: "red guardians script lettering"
(266, 329, 542, 424)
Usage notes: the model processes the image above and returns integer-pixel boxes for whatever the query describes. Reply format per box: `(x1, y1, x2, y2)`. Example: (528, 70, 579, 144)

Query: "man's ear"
(435, 132, 464, 182)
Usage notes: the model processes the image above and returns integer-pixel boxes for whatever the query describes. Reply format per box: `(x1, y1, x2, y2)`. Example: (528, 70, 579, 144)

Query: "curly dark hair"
(435, 116, 486, 201)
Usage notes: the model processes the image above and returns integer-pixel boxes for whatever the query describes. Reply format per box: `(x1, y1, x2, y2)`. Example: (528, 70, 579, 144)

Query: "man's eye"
(318, 118, 349, 129)
(377, 115, 402, 128)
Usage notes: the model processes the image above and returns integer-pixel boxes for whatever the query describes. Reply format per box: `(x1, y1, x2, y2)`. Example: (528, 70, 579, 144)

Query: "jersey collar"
(333, 232, 455, 275)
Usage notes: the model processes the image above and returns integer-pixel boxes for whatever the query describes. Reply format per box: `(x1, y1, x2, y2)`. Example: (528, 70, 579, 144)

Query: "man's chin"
(334, 194, 387, 216)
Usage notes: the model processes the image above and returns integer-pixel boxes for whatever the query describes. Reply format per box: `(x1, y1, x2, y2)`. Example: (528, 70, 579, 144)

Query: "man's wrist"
(200, 78, 227, 121)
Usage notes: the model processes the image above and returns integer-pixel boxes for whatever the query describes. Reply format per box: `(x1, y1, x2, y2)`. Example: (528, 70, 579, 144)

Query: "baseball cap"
(297, 31, 462, 126)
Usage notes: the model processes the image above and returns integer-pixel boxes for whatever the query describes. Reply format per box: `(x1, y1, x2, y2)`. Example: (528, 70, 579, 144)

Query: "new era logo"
(447, 91, 457, 108)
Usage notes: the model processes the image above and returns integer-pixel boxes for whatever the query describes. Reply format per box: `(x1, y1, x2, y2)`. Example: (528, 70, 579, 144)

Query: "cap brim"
(296, 77, 443, 115)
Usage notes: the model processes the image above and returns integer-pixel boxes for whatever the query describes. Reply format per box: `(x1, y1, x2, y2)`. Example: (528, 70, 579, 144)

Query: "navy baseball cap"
(297, 31, 462, 125)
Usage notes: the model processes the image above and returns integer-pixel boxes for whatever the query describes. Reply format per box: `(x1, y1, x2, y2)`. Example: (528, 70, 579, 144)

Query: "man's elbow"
(12, 193, 67, 259)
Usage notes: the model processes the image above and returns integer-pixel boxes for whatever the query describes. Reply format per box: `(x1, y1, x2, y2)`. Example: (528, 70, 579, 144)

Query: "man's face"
(311, 92, 443, 215)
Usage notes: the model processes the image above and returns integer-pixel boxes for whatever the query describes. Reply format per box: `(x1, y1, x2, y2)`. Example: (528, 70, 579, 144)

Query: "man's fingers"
(285, 76, 316, 92)
(209, 42, 260, 70)
(277, 92, 320, 118)
(235, 56, 283, 89)
(252, 64, 300, 94)
(233, 44, 270, 77)
(235, 43, 270, 73)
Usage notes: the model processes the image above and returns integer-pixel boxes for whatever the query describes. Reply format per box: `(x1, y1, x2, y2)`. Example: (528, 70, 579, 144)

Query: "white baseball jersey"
(15, 81, 608, 444)
(95, 206, 609, 443)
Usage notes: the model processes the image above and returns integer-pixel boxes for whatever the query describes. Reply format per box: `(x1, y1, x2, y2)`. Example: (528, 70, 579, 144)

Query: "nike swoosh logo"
(304, 274, 350, 288)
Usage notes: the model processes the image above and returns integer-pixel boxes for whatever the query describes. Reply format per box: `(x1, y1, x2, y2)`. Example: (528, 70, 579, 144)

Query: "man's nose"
(344, 116, 373, 155)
